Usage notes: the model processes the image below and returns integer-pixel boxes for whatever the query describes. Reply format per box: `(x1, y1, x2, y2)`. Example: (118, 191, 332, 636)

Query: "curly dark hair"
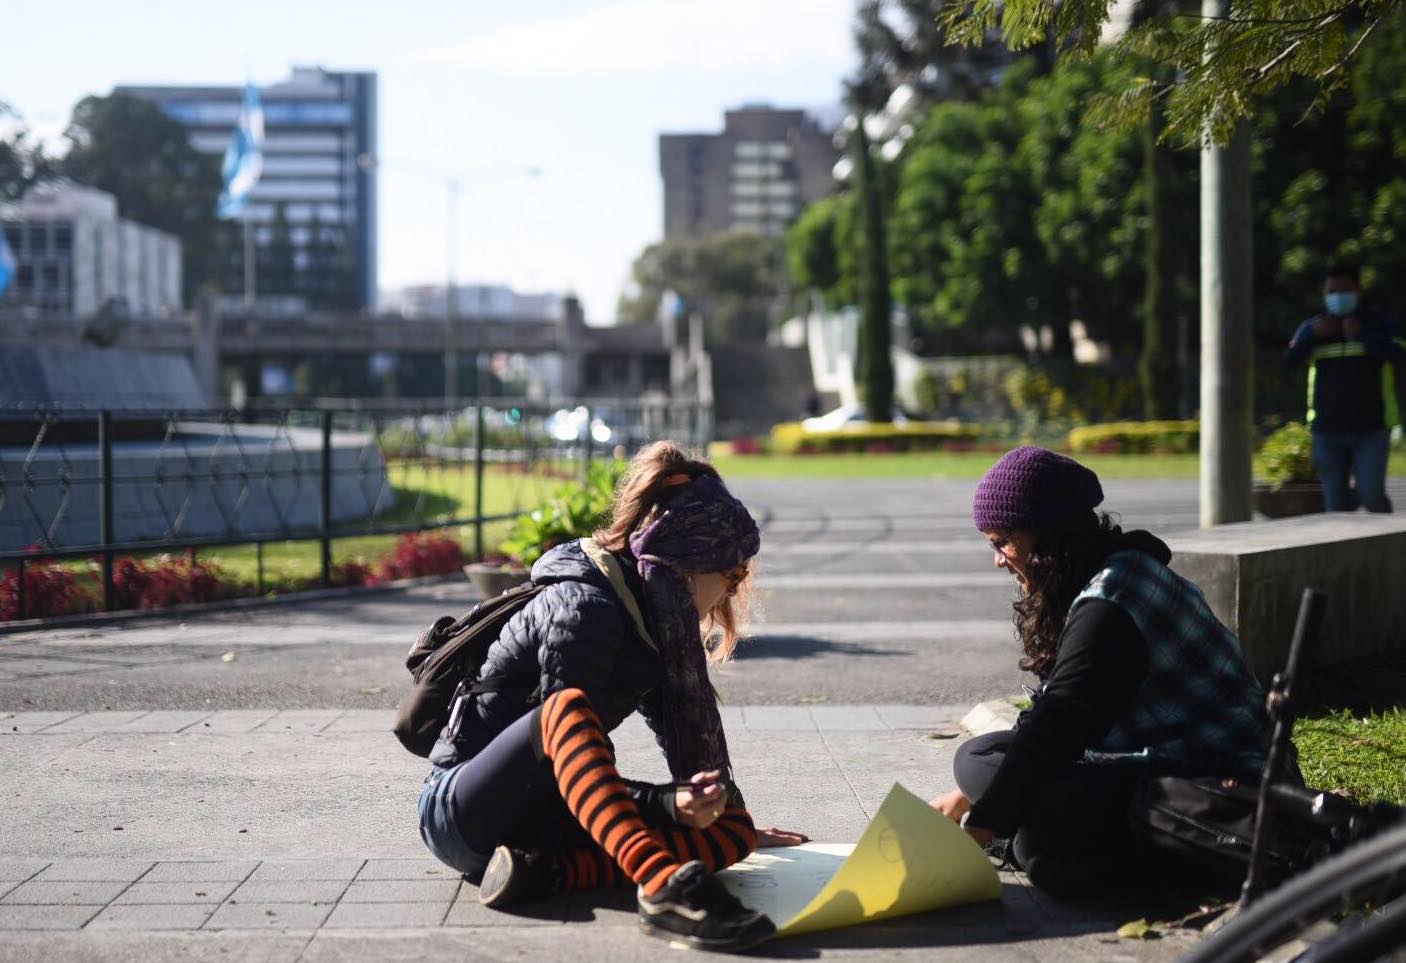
(1011, 512, 1123, 678)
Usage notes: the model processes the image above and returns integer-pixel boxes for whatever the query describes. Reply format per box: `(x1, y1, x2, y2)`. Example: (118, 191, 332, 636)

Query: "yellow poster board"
(719, 783, 1001, 937)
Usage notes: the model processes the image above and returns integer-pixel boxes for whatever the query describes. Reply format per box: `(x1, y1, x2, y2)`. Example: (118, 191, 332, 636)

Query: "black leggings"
(954, 730, 1141, 896)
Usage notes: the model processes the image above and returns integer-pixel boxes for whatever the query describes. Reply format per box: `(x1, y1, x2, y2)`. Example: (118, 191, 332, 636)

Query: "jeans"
(419, 764, 492, 881)
(1311, 429, 1392, 513)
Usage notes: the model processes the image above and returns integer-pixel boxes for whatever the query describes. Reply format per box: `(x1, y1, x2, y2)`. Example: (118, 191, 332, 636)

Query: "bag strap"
(580, 537, 659, 653)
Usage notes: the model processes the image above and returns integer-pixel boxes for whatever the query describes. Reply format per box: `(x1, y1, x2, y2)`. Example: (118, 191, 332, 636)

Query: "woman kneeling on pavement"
(931, 446, 1274, 896)
(417, 441, 805, 952)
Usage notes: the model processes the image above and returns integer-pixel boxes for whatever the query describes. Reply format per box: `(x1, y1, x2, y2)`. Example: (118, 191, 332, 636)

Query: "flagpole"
(243, 210, 256, 312)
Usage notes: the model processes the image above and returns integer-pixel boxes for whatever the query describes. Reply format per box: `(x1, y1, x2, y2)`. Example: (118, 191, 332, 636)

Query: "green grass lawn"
(711, 450, 1406, 480)
(197, 460, 572, 589)
(1295, 708, 1406, 806)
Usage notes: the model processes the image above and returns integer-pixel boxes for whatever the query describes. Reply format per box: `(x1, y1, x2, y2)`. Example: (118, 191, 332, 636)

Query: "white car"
(801, 404, 911, 432)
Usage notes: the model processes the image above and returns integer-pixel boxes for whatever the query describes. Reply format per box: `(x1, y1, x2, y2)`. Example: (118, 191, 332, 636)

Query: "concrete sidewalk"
(1, 707, 1196, 961)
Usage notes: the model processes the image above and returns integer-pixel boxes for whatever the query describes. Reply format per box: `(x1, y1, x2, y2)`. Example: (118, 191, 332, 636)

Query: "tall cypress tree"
(1140, 100, 1182, 418)
(853, 113, 894, 423)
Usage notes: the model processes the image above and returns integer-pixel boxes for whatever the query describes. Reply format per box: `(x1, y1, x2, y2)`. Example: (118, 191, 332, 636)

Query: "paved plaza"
(0, 477, 1283, 961)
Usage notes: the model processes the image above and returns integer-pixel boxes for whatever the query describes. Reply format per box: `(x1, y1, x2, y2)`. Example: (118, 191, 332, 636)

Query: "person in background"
(1284, 262, 1405, 512)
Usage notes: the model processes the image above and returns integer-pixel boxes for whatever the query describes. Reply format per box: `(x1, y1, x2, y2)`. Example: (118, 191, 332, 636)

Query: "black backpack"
(1127, 774, 1400, 887)
(392, 581, 546, 757)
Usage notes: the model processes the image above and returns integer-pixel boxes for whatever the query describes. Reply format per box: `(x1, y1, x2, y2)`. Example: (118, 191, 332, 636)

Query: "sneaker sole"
(478, 846, 518, 908)
(637, 916, 775, 953)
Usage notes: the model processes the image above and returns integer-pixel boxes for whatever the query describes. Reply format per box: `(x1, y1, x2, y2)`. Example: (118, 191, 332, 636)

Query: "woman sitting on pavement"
(930, 446, 1274, 896)
(417, 440, 805, 952)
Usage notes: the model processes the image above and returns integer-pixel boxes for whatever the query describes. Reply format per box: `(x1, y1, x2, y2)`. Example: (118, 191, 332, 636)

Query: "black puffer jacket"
(428, 540, 666, 769)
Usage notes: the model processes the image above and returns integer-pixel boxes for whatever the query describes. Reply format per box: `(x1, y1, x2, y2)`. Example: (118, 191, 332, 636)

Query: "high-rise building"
(119, 66, 377, 311)
(0, 184, 182, 318)
(658, 105, 836, 241)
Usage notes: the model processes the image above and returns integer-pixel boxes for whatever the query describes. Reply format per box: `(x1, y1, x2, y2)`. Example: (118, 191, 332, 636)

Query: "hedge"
(771, 420, 983, 455)
(1067, 420, 1200, 454)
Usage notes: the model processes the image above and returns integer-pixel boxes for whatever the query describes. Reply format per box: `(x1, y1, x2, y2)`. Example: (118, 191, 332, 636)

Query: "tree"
(852, 113, 895, 422)
(61, 93, 224, 301)
(940, 0, 1406, 145)
(617, 232, 789, 345)
(0, 102, 54, 202)
(786, 193, 857, 309)
(262, 202, 297, 296)
(851, 0, 1026, 113)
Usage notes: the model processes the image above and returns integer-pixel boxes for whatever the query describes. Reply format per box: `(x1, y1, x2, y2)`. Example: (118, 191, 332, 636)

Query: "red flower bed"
(0, 557, 95, 621)
(375, 533, 466, 581)
(112, 555, 229, 610)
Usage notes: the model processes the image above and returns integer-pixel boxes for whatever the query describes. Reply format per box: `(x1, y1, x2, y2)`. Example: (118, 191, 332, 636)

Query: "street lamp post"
(356, 155, 540, 406)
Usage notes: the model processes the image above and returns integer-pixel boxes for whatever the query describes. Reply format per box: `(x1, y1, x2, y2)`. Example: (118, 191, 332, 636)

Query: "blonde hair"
(593, 441, 753, 662)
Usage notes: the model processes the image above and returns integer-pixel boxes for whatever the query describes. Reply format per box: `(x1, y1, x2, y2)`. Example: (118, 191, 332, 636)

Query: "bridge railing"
(0, 398, 712, 621)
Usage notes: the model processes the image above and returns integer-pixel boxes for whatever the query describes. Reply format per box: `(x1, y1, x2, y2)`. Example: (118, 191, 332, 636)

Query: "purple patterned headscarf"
(629, 473, 760, 780)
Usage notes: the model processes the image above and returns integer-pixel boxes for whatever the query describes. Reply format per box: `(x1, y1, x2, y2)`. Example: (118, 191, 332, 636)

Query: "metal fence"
(0, 398, 712, 619)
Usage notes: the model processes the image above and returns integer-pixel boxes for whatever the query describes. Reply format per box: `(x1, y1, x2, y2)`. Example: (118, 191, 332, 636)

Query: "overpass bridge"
(0, 302, 682, 403)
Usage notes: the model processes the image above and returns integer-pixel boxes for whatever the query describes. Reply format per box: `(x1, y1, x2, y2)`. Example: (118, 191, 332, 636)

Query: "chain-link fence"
(0, 398, 712, 620)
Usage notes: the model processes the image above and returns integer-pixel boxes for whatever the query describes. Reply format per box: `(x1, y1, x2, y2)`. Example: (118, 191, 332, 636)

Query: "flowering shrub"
(1067, 420, 1200, 454)
(0, 557, 95, 621)
(328, 558, 376, 588)
(112, 555, 229, 610)
(770, 420, 982, 455)
(375, 533, 466, 581)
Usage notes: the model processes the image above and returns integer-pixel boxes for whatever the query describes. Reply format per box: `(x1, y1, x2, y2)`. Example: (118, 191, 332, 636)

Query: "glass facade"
(118, 66, 378, 311)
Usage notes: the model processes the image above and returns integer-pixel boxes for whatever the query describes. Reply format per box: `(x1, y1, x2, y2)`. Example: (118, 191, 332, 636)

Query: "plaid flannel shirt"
(1072, 549, 1271, 777)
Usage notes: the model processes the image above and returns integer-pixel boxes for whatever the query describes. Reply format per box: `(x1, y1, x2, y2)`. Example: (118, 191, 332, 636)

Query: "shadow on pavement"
(733, 636, 901, 661)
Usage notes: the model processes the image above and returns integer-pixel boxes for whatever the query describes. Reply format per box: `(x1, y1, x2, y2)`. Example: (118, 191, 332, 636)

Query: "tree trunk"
(854, 118, 894, 423)
(1141, 97, 1181, 419)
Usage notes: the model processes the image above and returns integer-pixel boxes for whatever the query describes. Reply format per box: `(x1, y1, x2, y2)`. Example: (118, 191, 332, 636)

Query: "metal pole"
(581, 405, 594, 483)
(243, 212, 256, 311)
(473, 404, 486, 560)
(255, 541, 265, 596)
(444, 177, 460, 406)
(320, 410, 333, 586)
(16, 559, 25, 620)
(98, 410, 115, 611)
(1199, 0, 1254, 527)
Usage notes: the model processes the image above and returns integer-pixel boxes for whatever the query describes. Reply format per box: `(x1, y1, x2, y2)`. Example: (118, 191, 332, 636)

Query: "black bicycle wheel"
(1179, 822, 1406, 963)
(1294, 893, 1406, 963)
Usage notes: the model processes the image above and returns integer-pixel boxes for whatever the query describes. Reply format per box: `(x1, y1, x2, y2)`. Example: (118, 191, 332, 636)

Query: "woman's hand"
(755, 826, 810, 848)
(675, 770, 728, 830)
(929, 788, 971, 824)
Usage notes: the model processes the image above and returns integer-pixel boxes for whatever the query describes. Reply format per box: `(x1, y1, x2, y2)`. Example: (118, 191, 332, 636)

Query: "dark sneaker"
(478, 845, 557, 908)
(637, 860, 775, 952)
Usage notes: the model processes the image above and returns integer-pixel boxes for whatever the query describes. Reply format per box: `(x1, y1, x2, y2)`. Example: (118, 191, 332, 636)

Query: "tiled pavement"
(0, 479, 1223, 959)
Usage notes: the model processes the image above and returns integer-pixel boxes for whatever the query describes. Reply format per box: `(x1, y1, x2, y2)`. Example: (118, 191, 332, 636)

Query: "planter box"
(462, 562, 530, 598)
(1253, 482, 1324, 518)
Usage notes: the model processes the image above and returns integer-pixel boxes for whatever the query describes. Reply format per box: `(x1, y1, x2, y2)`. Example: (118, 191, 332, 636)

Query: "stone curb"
(959, 698, 1022, 736)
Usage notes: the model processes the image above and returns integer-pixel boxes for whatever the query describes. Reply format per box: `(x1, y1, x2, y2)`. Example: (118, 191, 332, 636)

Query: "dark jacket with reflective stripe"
(1284, 307, 1405, 433)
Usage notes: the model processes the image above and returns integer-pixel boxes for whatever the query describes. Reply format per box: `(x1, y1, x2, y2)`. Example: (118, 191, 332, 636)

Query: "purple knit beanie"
(972, 446, 1104, 533)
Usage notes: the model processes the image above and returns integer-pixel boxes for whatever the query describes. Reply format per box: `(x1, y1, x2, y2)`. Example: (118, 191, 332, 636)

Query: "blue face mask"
(1325, 291, 1358, 316)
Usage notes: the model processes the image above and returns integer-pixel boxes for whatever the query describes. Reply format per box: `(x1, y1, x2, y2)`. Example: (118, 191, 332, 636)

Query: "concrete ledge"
(960, 699, 1020, 736)
(1167, 513, 1406, 682)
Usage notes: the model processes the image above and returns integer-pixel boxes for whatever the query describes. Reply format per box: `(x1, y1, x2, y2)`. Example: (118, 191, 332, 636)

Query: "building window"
(52, 224, 73, 253)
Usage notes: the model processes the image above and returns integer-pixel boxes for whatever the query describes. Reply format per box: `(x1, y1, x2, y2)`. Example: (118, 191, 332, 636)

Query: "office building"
(119, 66, 377, 311)
(380, 283, 562, 321)
(659, 105, 837, 240)
(0, 183, 182, 318)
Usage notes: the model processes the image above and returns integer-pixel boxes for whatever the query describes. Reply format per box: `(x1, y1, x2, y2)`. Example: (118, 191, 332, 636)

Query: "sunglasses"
(723, 565, 750, 594)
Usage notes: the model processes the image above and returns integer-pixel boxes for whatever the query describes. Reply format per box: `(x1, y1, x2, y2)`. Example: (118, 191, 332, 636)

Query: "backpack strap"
(580, 537, 659, 653)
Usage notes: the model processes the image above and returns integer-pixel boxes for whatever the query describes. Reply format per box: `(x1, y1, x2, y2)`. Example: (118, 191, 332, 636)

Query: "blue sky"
(0, 0, 857, 321)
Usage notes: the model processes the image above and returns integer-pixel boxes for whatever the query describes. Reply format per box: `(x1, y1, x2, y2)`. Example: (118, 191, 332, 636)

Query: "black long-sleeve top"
(966, 597, 1150, 836)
